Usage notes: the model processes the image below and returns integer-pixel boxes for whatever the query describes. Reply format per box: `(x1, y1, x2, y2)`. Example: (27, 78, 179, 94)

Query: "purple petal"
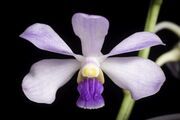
(20, 23, 74, 56)
(76, 78, 104, 109)
(22, 59, 80, 103)
(107, 32, 165, 57)
(72, 13, 109, 57)
(101, 57, 166, 100)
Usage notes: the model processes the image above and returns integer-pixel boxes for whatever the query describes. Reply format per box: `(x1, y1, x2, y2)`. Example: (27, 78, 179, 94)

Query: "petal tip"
(142, 31, 165, 45)
(132, 73, 166, 100)
(72, 12, 108, 20)
(19, 23, 46, 39)
(22, 74, 55, 104)
(72, 12, 109, 28)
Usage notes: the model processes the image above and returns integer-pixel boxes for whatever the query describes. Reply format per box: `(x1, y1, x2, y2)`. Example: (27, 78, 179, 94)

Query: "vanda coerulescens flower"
(20, 13, 165, 109)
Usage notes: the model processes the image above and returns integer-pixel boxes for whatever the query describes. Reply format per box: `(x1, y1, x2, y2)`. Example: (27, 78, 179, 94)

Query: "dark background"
(4, 0, 180, 120)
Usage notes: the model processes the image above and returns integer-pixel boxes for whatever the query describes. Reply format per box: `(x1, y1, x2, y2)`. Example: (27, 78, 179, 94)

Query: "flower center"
(77, 57, 104, 84)
(76, 57, 105, 109)
(82, 63, 100, 77)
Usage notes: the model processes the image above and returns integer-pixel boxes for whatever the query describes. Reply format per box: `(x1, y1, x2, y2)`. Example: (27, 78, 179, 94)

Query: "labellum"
(76, 64, 105, 109)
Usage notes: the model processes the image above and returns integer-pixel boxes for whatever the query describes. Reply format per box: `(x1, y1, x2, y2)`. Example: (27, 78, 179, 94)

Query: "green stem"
(116, 0, 163, 120)
(138, 0, 163, 58)
(155, 22, 180, 66)
(116, 91, 135, 120)
(155, 21, 180, 37)
(155, 46, 180, 66)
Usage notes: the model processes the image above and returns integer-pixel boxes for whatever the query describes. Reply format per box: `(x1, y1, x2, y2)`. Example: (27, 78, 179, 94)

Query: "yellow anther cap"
(82, 64, 99, 77)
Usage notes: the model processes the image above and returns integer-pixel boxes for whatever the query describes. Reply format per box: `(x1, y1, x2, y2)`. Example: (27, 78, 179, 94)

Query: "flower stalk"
(116, 0, 163, 120)
(155, 21, 180, 37)
(116, 90, 135, 120)
(155, 22, 180, 66)
(138, 0, 163, 58)
(156, 42, 180, 66)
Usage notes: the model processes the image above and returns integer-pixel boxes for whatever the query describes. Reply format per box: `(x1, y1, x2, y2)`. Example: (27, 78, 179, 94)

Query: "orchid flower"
(20, 13, 166, 109)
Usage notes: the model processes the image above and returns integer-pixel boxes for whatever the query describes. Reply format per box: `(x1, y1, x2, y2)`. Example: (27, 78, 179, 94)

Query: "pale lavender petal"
(72, 13, 109, 57)
(76, 78, 104, 109)
(101, 57, 165, 100)
(107, 32, 165, 57)
(20, 23, 74, 56)
(22, 59, 80, 104)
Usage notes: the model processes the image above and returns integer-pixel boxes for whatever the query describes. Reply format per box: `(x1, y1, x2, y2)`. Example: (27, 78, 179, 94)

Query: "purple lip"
(76, 78, 104, 109)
